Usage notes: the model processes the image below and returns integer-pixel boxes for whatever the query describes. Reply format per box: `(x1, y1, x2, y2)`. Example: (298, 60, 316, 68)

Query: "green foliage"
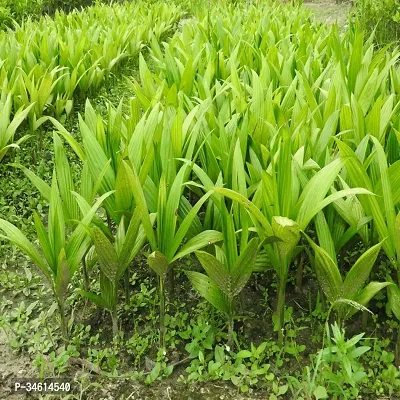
(357, 0, 400, 46)
(2, 0, 400, 397)
(0, 0, 132, 28)
(315, 323, 370, 399)
(79, 212, 151, 338)
(0, 0, 183, 130)
(305, 236, 391, 320)
(187, 205, 260, 346)
(290, 323, 371, 399)
(0, 166, 113, 339)
(0, 4, 11, 27)
(363, 338, 400, 396)
(0, 0, 43, 28)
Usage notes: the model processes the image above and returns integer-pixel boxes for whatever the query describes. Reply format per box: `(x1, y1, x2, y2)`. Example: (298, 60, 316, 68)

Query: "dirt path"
(304, 0, 352, 28)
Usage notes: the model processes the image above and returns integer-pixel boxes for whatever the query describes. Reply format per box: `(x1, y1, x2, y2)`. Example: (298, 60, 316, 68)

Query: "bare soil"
(304, 0, 352, 28)
(0, 330, 35, 399)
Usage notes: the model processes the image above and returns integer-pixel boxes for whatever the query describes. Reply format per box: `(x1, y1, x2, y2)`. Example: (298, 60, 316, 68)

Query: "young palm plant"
(186, 204, 260, 347)
(0, 91, 35, 162)
(123, 160, 223, 349)
(211, 154, 372, 344)
(78, 210, 155, 338)
(336, 137, 400, 362)
(304, 233, 391, 324)
(0, 175, 112, 341)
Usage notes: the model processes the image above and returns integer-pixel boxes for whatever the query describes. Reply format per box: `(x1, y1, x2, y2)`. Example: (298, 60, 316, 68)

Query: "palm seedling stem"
(82, 254, 90, 292)
(111, 308, 118, 339)
(124, 268, 130, 306)
(228, 314, 234, 348)
(277, 277, 286, 345)
(159, 275, 166, 349)
(57, 297, 68, 342)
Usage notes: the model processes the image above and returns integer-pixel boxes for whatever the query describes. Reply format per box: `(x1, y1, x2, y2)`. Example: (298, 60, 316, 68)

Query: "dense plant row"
(0, 0, 43, 27)
(1, 0, 400, 398)
(129, 1, 400, 347)
(0, 0, 183, 161)
(0, 0, 130, 28)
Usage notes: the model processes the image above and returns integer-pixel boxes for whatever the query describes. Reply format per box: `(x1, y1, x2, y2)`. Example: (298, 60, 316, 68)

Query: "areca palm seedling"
(336, 137, 400, 362)
(0, 1, 184, 125)
(78, 210, 155, 338)
(123, 160, 223, 349)
(0, 174, 113, 340)
(186, 204, 261, 347)
(0, 91, 35, 162)
(386, 212, 400, 364)
(186, 125, 373, 345)
(212, 155, 373, 344)
(304, 234, 391, 323)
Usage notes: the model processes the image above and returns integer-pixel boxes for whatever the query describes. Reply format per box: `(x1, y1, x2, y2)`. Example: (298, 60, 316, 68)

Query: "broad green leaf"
(0, 219, 49, 279)
(387, 282, 400, 321)
(117, 209, 141, 276)
(195, 250, 229, 295)
(78, 290, 109, 309)
(374, 161, 400, 206)
(315, 211, 337, 264)
(168, 190, 214, 260)
(272, 217, 300, 262)
(121, 160, 157, 251)
(53, 132, 79, 222)
(67, 190, 114, 273)
(92, 227, 118, 283)
(231, 237, 259, 296)
(221, 205, 238, 272)
(235, 350, 252, 359)
(47, 117, 85, 161)
(295, 158, 344, 229)
(213, 187, 272, 235)
(336, 139, 394, 259)
(314, 110, 340, 164)
(342, 241, 384, 300)
(172, 230, 223, 262)
(185, 271, 229, 314)
(48, 174, 65, 263)
(79, 115, 116, 218)
(350, 282, 393, 318)
(313, 386, 328, 400)
(370, 137, 396, 257)
(304, 233, 342, 302)
(396, 212, 400, 265)
(162, 165, 190, 256)
(115, 161, 133, 216)
(147, 251, 169, 277)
